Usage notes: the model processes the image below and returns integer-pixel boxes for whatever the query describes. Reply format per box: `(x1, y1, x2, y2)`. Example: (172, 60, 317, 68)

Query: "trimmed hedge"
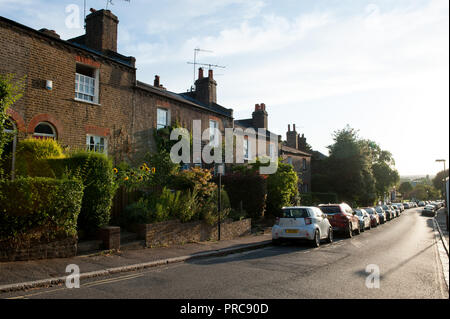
(0, 177, 84, 241)
(48, 151, 117, 235)
(220, 173, 267, 219)
(15, 138, 65, 177)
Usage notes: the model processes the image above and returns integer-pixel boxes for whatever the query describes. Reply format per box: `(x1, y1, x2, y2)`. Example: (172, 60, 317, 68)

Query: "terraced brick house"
(0, 9, 234, 172)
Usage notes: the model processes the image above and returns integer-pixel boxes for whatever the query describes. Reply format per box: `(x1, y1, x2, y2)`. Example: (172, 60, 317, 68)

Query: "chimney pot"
(154, 75, 160, 87)
(208, 69, 213, 79)
(293, 124, 296, 131)
(198, 68, 204, 79)
(90, 8, 96, 13)
(288, 124, 291, 132)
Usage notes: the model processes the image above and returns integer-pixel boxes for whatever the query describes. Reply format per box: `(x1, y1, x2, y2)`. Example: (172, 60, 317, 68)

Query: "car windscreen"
(319, 206, 341, 215)
(282, 208, 309, 218)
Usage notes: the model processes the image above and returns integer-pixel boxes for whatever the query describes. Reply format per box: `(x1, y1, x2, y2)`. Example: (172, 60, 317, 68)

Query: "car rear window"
(319, 206, 341, 215)
(282, 208, 310, 218)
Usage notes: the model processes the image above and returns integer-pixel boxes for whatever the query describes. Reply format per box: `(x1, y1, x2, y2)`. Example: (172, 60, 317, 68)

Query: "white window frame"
(86, 135, 107, 154)
(243, 138, 251, 160)
(209, 119, 219, 147)
(75, 64, 99, 104)
(157, 108, 169, 129)
(33, 122, 56, 139)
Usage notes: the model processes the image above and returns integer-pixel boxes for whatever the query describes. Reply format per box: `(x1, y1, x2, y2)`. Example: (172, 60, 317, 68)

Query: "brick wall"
(136, 219, 252, 248)
(0, 235, 77, 262)
(0, 17, 233, 166)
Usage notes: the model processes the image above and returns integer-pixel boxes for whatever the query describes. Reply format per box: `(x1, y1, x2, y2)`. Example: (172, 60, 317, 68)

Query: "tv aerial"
(187, 48, 225, 84)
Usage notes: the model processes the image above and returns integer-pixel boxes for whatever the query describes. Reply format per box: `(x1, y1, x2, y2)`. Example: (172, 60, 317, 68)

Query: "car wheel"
(312, 230, 320, 247)
(347, 223, 353, 238)
(326, 228, 333, 244)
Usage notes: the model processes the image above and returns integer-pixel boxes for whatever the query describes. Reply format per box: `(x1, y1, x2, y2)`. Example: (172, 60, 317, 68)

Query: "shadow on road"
(190, 239, 344, 266)
(353, 241, 437, 282)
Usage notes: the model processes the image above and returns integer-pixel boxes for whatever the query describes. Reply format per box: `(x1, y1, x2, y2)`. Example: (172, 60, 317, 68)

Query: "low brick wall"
(0, 235, 77, 262)
(136, 218, 252, 248)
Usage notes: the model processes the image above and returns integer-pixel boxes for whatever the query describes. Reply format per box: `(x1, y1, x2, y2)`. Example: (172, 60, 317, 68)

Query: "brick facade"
(0, 10, 233, 166)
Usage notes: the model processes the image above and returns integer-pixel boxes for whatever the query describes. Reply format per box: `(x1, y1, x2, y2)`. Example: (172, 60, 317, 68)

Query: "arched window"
(33, 122, 56, 139)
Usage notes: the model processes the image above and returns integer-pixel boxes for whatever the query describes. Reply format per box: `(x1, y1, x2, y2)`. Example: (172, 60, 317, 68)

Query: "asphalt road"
(3, 208, 448, 299)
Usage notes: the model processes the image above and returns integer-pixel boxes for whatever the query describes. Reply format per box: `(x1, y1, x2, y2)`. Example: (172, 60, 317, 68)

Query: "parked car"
(418, 201, 426, 207)
(403, 202, 411, 209)
(375, 206, 387, 223)
(390, 205, 400, 217)
(392, 203, 404, 212)
(272, 207, 333, 247)
(354, 209, 372, 232)
(422, 205, 436, 217)
(319, 203, 360, 238)
(381, 205, 394, 221)
(363, 207, 380, 227)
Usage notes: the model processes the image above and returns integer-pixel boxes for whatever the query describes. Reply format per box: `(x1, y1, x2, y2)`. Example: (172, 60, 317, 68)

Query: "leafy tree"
(409, 184, 440, 201)
(0, 74, 25, 174)
(398, 181, 413, 197)
(432, 169, 449, 197)
(266, 159, 299, 216)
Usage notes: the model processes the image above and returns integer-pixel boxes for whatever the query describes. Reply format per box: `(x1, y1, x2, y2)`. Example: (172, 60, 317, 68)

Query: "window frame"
(243, 138, 251, 160)
(86, 134, 108, 154)
(209, 119, 220, 147)
(33, 122, 57, 139)
(157, 108, 169, 130)
(75, 63, 100, 104)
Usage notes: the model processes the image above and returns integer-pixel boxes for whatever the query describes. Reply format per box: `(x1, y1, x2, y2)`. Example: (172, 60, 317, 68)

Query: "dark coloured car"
(422, 205, 436, 217)
(319, 203, 360, 238)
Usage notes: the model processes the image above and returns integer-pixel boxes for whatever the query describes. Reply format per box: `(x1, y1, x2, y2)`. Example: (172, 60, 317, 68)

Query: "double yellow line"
(7, 272, 145, 299)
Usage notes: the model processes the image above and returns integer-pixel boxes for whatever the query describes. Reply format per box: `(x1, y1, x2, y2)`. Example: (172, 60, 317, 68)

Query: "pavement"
(1, 208, 448, 299)
(0, 232, 272, 293)
(435, 207, 449, 251)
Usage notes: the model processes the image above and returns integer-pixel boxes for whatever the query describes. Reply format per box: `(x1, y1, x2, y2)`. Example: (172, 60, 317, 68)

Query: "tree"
(266, 160, 299, 216)
(432, 169, 449, 197)
(398, 181, 413, 197)
(0, 74, 25, 171)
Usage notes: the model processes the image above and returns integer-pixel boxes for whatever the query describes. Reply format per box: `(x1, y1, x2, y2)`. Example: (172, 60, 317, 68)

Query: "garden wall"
(0, 235, 77, 262)
(135, 218, 252, 248)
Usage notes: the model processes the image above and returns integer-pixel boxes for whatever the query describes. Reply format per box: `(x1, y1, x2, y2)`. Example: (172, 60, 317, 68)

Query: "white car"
(272, 206, 333, 247)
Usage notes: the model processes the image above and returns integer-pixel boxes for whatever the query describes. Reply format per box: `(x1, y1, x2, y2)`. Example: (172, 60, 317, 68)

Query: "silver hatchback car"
(272, 207, 333, 247)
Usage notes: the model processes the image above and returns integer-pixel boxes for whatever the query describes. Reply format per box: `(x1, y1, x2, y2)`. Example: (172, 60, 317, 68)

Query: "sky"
(1, 0, 448, 176)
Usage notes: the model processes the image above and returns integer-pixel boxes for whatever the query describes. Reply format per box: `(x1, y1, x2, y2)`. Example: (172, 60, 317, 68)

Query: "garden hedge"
(0, 177, 84, 241)
(219, 173, 267, 219)
(48, 151, 117, 235)
(15, 138, 65, 177)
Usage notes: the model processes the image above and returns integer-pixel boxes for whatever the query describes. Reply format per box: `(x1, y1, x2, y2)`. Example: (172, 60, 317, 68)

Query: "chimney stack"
(85, 9, 119, 52)
(195, 68, 217, 105)
(154, 75, 160, 87)
(286, 123, 298, 149)
(252, 103, 268, 129)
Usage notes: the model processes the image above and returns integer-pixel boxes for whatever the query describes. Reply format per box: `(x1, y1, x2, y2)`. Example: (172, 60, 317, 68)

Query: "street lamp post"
(435, 159, 447, 230)
(217, 164, 225, 241)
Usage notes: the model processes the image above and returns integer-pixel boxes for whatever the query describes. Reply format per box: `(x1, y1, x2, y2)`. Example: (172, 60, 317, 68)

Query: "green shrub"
(48, 151, 117, 235)
(266, 161, 299, 217)
(0, 177, 84, 241)
(15, 138, 65, 177)
(300, 192, 339, 206)
(220, 173, 267, 219)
